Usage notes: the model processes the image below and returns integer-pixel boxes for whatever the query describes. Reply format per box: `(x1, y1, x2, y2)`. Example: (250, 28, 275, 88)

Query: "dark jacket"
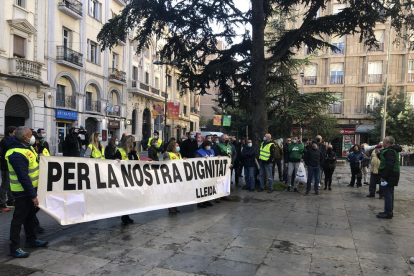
(318, 143, 327, 156)
(347, 150, 364, 169)
(6, 136, 37, 199)
(0, 136, 11, 171)
(231, 143, 237, 165)
(148, 145, 159, 161)
(105, 145, 117, 160)
(305, 147, 323, 168)
(283, 143, 290, 164)
(323, 149, 336, 169)
(63, 133, 81, 157)
(235, 142, 244, 165)
(273, 143, 283, 160)
(241, 146, 256, 167)
(378, 145, 402, 186)
(180, 138, 198, 158)
(361, 150, 371, 167)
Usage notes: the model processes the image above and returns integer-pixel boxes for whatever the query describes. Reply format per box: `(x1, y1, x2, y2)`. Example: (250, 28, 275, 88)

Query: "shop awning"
(355, 125, 375, 133)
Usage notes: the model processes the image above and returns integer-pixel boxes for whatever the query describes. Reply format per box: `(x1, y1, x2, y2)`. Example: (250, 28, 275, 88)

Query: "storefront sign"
(56, 110, 78, 121)
(342, 135, 355, 157)
(167, 102, 180, 120)
(108, 119, 120, 129)
(339, 129, 355, 135)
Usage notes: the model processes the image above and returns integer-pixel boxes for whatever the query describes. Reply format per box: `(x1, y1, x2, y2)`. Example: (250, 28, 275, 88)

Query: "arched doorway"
(5, 95, 30, 128)
(85, 117, 98, 134)
(142, 108, 151, 141)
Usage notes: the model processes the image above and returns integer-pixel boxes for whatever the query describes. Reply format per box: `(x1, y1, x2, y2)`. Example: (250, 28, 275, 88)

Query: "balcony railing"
(367, 43, 384, 52)
(330, 75, 343, 84)
(86, 101, 101, 112)
(140, 82, 149, 92)
(108, 68, 126, 83)
(66, 95, 76, 109)
(151, 87, 160, 95)
(367, 74, 382, 83)
(304, 76, 317, 85)
(329, 104, 342, 114)
(161, 92, 168, 98)
(407, 73, 414, 83)
(9, 58, 42, 80)
(58, 0, 83, 19)
(132, 80, 137, 88)
(56, 46, 83, 68)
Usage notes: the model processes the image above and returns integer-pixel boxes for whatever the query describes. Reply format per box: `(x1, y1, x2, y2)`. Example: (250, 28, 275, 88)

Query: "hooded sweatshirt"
(6, 136, 38, 199)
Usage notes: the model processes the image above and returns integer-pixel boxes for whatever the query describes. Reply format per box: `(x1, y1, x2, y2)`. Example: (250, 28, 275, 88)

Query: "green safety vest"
(378, 148, 400, 172)
(217, 143, 232, 157)
(5, 148, 39, 192)
(259, 142, 273, 161)
(88, 144, 105, 159)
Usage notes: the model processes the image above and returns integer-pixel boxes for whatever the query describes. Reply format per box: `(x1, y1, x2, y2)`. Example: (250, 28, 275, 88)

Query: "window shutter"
(368, 62, 382, 74)
(330, 63, 344, 72)
(13, 35, 25, 58)
(304, 65, 317, 76)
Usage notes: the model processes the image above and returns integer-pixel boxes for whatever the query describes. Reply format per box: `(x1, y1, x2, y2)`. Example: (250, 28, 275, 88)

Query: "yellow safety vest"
(5, 148, 39, 192)
(259, 142, 273, 161)
(118, 148, 129, 160)
(148, 137, 162, 148)
(42, 148, 50, 156)
(168, 152, 182, 160)
(88, 144, 105, 159)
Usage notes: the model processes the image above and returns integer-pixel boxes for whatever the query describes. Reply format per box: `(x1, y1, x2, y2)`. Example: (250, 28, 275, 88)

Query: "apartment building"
(0, 0, 199, 153)
(293, 2, 414, 156)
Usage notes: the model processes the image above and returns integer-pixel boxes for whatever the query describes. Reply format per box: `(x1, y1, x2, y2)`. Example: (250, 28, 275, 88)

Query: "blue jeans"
(259, 161, 273, 190)
(244, 167, 255, 190)
(307, 166, 320, 193)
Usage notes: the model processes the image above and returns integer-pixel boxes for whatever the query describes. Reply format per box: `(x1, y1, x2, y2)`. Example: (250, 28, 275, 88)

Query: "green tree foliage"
(98, 0, 414, 142)
(368, 87, 414, 145)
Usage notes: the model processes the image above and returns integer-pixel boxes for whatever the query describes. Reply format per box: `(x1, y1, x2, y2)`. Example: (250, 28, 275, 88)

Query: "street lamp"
(299, 69, 304, 141)
(153, 60, 179, 143)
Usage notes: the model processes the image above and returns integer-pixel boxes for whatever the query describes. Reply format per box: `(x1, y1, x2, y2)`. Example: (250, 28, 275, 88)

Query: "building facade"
(0, 0, 199, 154)
(292, 3, 414, 155)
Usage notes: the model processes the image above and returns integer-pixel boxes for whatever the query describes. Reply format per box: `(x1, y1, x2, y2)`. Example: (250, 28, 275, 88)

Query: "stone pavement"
(0, 163, 414, 276)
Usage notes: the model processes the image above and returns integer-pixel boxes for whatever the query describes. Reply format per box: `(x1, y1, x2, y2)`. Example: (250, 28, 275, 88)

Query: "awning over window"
(355, 125, 375, 133)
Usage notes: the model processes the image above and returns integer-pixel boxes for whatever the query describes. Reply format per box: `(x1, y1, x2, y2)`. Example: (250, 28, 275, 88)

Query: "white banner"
(38, 156, 231, 225)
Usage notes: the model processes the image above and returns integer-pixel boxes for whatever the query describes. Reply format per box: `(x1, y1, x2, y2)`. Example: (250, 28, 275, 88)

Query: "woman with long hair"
(105, 136, 119, 159)
(163, 141, 184, 213)
(111, 135, 139, 225)
(84, 132, 104, 159)
(148, 138, 159, 161)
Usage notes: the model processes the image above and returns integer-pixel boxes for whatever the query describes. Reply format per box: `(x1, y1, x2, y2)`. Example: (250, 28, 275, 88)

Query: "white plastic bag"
(295, 162, 307, 184)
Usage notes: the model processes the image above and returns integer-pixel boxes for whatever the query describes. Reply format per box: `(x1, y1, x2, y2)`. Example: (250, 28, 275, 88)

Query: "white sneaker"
(318, 183, 321, 187)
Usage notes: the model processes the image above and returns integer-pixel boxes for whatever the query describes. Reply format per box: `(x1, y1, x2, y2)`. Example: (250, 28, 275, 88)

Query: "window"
(87, 40, 99, 64)
(407, 92, 414, 109)
(184, 105, 187, 115)
(56, 85, 66, 107)
(88, 0, 101, 21)
(167, 75, 172, 87)
(112, 53, 118, 69)
(333, 3, 346, 15)
(408, 61, 414, 82)
(367, 61, 383, 83)
(176, 80, 181, 91)
(304, 64, 317, 85)
(132, 66, 138, 80)
(369, 30, 385, 51)
(366, 93, 380, 112)
(145, 72, 149, 84)
(13, 35, 25, 58)
(15, 0, 25, 8)
(86, 92, 92, 111)
(330, 63, 344, 84)
(63, 28, 71, 49)
(154, 77, 160, 89)
(329, 93, 342, 114)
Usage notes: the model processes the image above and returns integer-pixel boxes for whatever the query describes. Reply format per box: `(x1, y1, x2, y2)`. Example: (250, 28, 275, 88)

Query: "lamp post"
(153, 60, 179, 143)
(299, 70, 304, 141)
(381, 8, 393, 141)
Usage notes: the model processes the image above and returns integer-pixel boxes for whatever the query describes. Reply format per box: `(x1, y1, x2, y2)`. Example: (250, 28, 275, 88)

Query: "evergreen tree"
(98, 0, 414, 143)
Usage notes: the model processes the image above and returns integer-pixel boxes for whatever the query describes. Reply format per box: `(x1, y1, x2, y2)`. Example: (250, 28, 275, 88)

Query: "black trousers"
(383, 185, 394, 216)
(10, 196, 37, 251)
(350, 167, 362, 186)
(368, 173, 383, 196)
(272, 159, 283, 181)
(323, 167, 335, 188)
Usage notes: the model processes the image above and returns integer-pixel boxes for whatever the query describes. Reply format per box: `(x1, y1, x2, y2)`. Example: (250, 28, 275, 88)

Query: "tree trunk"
(251, 0, 267, 146)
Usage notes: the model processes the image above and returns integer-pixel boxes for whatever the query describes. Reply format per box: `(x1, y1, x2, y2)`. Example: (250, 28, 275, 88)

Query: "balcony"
(56, 46, 83, 69)
(304, 76, 317, 85)
(58, 0, 83, 20)
(86, 101, 101, 112)
(9, 58, 42, 81)
(131, 80, 137, 88)
(330, 75, 343, 84)
(108, 68, 126, 84)
(329, 104, 342, 114)
(56, 95, 77, 109)
(140, 82, 150, 92)
(114, 0, 127, 6)
(106, 105, 120, 116)
(367, 74, 382, 84)
(367, 43, 384, 52)
(151, 87, 160, 95)
(407, 73, 414, 83)
(161, 92, 168, 98)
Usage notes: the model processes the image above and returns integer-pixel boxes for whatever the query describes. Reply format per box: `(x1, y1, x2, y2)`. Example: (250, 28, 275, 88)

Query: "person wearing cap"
(304, 140, 324, 195)
(147, 131, 162, 155)
(36, 128, 49, 154)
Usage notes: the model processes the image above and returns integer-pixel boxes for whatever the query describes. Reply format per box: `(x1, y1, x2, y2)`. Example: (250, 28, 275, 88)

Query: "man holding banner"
(5, 127, 48, 258)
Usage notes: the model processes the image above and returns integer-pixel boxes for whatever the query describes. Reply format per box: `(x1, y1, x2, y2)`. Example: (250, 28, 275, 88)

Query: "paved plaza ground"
(0, 162, 413, 276)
